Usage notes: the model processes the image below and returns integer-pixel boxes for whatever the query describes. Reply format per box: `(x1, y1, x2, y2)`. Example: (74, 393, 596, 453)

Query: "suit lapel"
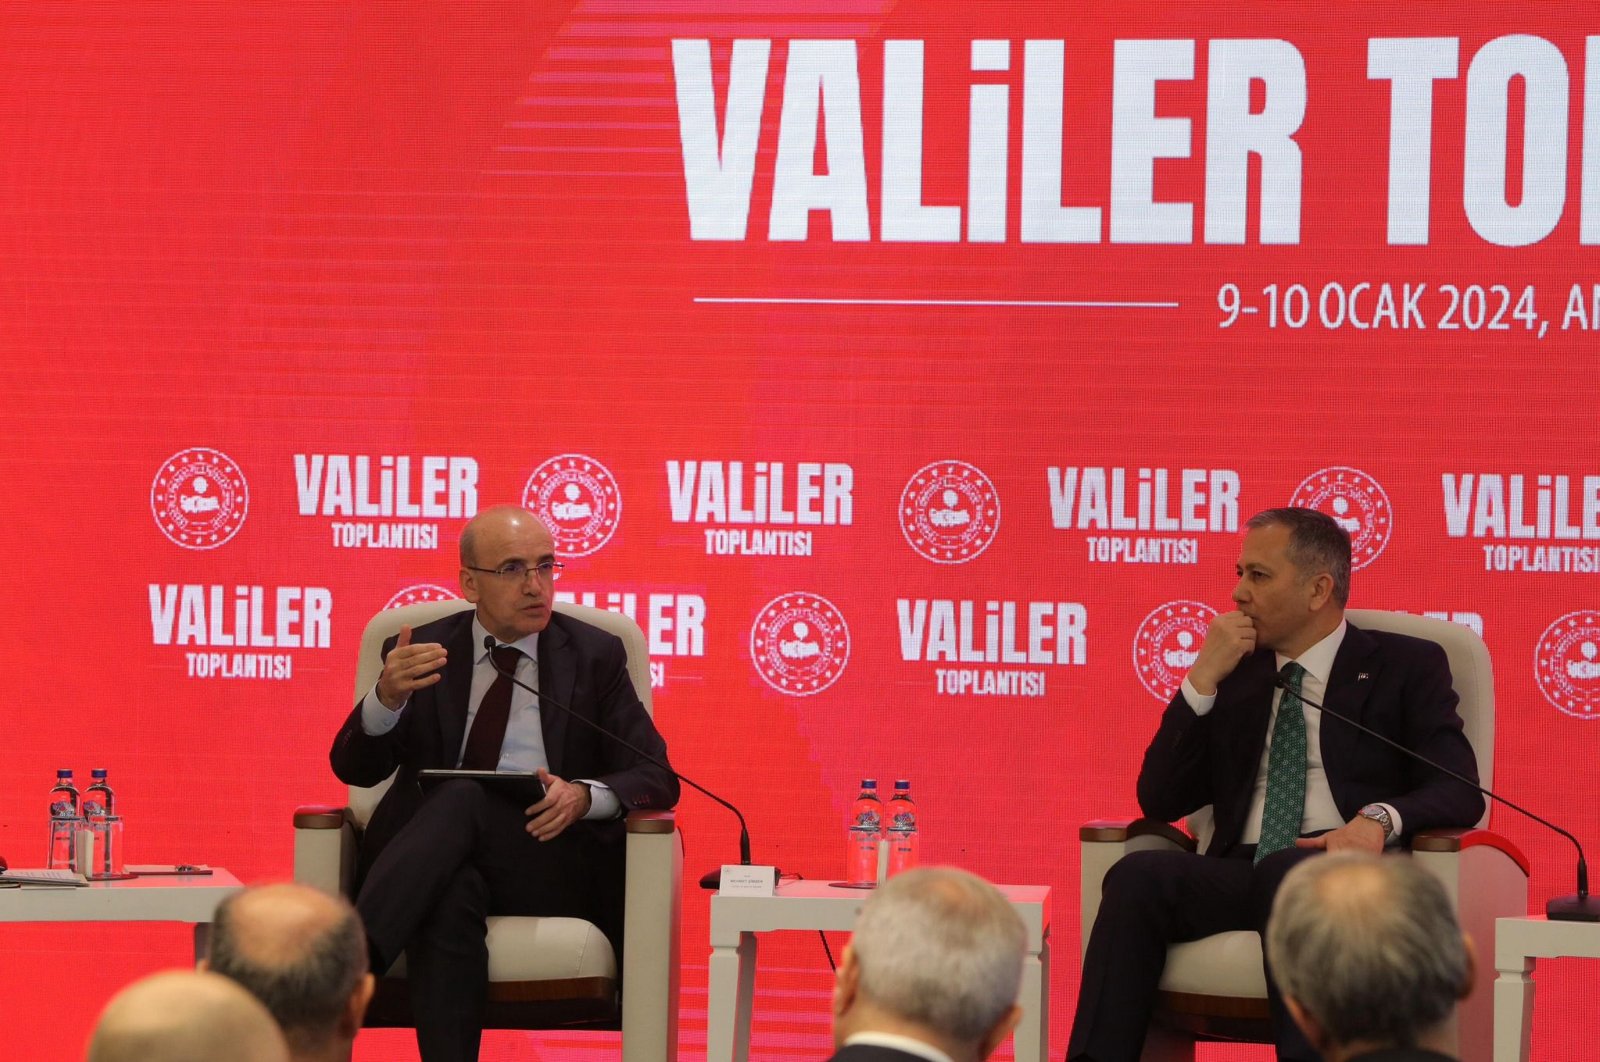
(538, 616, 575, 775)
(1318, 622, 1378, 769)
(1220, 651, 1277, 823)
(435, 614, 479, 767)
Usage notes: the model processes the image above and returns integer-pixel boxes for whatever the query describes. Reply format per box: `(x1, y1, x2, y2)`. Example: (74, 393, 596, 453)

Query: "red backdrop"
(2, 3, 1597, 1059)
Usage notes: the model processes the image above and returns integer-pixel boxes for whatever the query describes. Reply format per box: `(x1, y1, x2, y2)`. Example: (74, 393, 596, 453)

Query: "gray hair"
(1246, 506, 1352, 606)
(850, 867, 1026, 1045)
(1266, 853, 1468, 1049)
(207, 886, 369, 1057)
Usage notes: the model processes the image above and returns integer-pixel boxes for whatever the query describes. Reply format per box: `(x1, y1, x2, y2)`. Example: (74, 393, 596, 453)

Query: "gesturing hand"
(375, 625, 447, 711)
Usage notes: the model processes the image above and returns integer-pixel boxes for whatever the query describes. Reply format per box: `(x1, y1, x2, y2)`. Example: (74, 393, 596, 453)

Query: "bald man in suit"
(330, 506, 678, 1062)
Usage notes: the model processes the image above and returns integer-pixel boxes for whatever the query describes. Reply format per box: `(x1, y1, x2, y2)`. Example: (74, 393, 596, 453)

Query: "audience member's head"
(86, 969, 289, 1062)
(1266, 852, 1474, 1062)
(203, 883, 374, 1062)
(833, 866, 1026, 1062)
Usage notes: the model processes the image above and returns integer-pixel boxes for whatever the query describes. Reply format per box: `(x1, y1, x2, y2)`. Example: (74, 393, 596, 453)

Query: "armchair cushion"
(382, 916, 616, 982)
(1159, 934, 1267, 997)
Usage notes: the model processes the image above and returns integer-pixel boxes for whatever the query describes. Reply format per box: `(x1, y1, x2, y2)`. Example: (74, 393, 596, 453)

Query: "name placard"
(718, 864, 778, 896)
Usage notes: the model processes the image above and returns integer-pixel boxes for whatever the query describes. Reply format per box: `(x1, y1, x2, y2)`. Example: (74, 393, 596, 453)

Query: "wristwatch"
(1358, 803, 1395, 841)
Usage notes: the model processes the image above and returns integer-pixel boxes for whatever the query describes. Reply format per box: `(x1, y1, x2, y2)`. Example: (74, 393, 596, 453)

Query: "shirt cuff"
(360, 686, 405, 735)
(1180, 676, 1217, 716)
(577, 780, 620, 820)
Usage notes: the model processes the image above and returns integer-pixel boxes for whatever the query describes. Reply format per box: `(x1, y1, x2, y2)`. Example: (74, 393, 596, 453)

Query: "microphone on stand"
(484, 635, 761, 890)
(1274, 674, 1597, 921)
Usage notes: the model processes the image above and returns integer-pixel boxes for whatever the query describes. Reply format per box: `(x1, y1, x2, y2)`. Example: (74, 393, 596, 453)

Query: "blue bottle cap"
(893, 780, 910, 790)
(91, 769, 108, 779)
(861, 778, 877, 788)
(56, 769, 73, 778)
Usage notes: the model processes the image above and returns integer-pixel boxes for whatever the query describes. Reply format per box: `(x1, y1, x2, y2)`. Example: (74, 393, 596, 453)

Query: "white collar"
(1276, 618, 1347, 685)
(842, 1031, 955, 1062)
(472, 615, 540, 664)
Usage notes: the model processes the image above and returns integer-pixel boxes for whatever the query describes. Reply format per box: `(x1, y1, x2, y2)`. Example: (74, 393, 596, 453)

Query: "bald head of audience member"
(86, 969, 288, 1062)
(833, 867, 1026, 1062)
(1266, 852, 1475, 1062)
(203, 883, 375, 1062)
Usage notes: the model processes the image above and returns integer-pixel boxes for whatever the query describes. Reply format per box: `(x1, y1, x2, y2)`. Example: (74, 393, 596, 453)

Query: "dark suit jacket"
(329, 608, 680, 880)
(1137, 622, 1484, 855)
(1347, 1049, 1457, 1062)
(824, 1044, 943, 1062)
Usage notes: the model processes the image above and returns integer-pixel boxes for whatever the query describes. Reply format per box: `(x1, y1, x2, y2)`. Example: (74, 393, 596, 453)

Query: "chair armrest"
(294, 804, 353, 829)
(1080, 817, 1195, 962)
(1081, 817, 1198, 851)
(1407, 824, 1531, 1054)
(624, 809, 677, 835)
(293, 804, 359, 899)
(1411, 827, 1531, 875)
(621, 809, 681, 1062)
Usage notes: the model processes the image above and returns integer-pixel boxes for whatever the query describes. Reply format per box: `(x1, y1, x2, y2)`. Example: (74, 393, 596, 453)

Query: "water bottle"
(47, 769, 81, 871)
(845, 779, 883, 886)
(886, 779, 919, 876)
(82, 769, 119, 878)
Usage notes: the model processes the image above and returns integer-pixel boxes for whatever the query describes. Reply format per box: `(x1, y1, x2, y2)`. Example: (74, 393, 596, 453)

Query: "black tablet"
(418, 769, 546, 807)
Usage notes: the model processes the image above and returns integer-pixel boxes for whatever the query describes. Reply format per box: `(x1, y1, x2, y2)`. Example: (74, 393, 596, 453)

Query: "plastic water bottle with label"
(886, 779, 919, 876)
(82, 768, 123, 879)
(844, 779, 883, 886)
(47, 769, 81, 871)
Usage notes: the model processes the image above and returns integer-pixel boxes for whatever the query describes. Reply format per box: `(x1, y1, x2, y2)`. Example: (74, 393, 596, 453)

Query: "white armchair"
(1079, 610, 1529, 1062)
(293, 599, 681, 1062)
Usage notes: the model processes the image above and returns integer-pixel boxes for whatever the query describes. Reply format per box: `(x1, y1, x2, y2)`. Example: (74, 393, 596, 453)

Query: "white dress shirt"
(359, 615, 619, 819)
(1179, 620, 1402, 843)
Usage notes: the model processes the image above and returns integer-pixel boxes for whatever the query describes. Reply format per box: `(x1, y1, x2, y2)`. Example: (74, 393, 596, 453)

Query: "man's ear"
(1284, 995, 1331, 1055)
(342, 972, 376, 1036)
(1306, 571, 1334, 611)
(1458, 933, 1477, 1000)
(459, 568, 481, 603)
(977, 1003, 1023, 1060)
(832, 943, 859, 1019)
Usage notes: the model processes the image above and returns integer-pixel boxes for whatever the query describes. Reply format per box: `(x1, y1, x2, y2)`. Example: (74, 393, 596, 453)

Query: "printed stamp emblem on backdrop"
(899, 460, 1001, 564)
(522, 453, 622, 558)
(749, 592, 850, 696)
(1133, 600, 1219, 701)
(1534, 610, 1600, 719)
(150, 447, 250, 550)
(384, 584, 460, 611)
(1289, 466, 1392, 570)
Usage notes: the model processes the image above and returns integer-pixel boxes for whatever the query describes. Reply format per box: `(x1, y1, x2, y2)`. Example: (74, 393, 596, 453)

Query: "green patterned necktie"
(1255, 662, 1308, 864)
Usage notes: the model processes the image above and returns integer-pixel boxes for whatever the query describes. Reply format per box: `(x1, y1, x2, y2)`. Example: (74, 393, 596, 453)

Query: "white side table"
(708, 880, 1050, 1062)
(1493, 915, 1600, 1062)
(0, 869, 244, 960)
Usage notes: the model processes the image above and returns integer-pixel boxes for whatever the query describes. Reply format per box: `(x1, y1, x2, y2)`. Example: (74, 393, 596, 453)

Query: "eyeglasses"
(466, 560, 565, 582)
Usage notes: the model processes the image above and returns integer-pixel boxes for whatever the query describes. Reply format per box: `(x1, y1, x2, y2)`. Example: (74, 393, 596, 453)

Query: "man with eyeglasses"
(329, 504, 679, 1062)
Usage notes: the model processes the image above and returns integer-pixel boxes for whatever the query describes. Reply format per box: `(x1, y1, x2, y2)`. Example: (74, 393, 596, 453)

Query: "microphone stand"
(1277, 676, 1597, 921)
(483, 637, 760, 890)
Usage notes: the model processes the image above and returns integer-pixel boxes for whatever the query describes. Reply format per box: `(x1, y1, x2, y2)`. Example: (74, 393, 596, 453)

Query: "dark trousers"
(1067, 845, 1323, 1062)
(355, 780, 605, 1062)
